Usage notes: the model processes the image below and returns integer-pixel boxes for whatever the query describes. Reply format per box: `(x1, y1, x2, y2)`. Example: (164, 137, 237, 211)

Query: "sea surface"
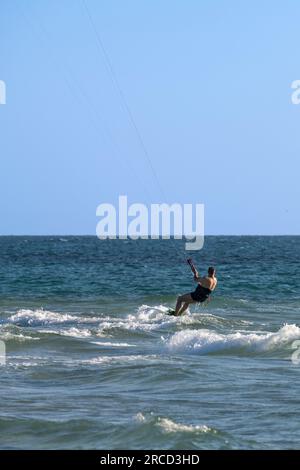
(0, 236, 300, 450)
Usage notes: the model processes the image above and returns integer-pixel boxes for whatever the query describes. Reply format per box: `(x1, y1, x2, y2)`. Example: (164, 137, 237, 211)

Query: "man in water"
(173, 266, 217, 316)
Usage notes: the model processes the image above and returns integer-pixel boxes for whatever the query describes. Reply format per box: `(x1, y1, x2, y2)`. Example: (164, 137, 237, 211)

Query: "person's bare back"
(195, 274, 217, 291)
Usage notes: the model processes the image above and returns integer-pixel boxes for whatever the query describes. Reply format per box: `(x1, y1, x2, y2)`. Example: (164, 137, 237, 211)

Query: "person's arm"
(187, 259, 201, 281)
(187, 258, 197, 276)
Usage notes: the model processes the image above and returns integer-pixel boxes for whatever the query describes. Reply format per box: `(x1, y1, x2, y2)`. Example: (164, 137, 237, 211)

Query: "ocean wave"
(135, 305, 171, 322)
(0, 330, 39, 342)
(132, 305, 251, 329)
(179, 312, 252, 328)
(38, 327, 92, 338)
(97, 305, 175, 335)
(7, 309, 99, 327)
(5, 355, 48, 368)
(135, 412, 216, 434)
(80, 354, 166, 366)
(90, 341, 136, 347)
(166, 324, 300, 355)
(4, 305, 250, 338)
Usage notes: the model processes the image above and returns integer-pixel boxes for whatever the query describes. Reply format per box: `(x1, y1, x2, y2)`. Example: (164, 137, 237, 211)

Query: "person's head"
(208, 266, 215, 277)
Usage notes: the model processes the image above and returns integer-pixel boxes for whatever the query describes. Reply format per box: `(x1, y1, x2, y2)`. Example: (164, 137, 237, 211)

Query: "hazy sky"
(1, 0, 300, 235)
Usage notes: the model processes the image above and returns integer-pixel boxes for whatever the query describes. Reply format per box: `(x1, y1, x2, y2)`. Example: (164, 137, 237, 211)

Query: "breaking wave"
(166, 324, 300, 355)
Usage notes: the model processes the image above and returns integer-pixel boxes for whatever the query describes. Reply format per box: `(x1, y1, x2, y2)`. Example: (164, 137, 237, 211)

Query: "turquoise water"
(0, 236, 300, 449)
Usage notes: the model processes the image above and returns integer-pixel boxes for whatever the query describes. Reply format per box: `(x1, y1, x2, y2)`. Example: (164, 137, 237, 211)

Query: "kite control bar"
(187, 258, 198, 277)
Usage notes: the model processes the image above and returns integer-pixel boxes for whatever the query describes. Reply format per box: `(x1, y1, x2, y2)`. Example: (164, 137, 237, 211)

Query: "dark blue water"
(0, 236, 300, 449)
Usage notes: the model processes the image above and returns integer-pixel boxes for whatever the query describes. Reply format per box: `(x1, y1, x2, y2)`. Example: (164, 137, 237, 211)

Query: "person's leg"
(178, 301, 194, 315)
(175, 293, 193, 316)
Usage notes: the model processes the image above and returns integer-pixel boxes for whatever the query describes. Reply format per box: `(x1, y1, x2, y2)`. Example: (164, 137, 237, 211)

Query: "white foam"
(58, 327, 92, 338)
(90, 341, 136, 347)
(6, 305, 176, 337)
(81, 354, 162, 365)
(6, 355, 47, 368)
(0, 331, 39, 342)
(179, 312, 251, 327)
(39, 327, 92, 338)
(135, 304, 170, 322)
(96, 305, 243, 336)
(97, 318, 157, 334)
(97, 305, 174, 335)
(8, 361, 40, 368)
(8, 309, 99, 327)
(157, 417, 213, 434)
(134, 413, 214, 434)
(135, 412, 147, 423)
(166, 324, 300, 354)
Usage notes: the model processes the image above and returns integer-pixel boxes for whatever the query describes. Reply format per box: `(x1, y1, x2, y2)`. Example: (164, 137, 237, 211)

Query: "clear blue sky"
(0, 0, 299, 235)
